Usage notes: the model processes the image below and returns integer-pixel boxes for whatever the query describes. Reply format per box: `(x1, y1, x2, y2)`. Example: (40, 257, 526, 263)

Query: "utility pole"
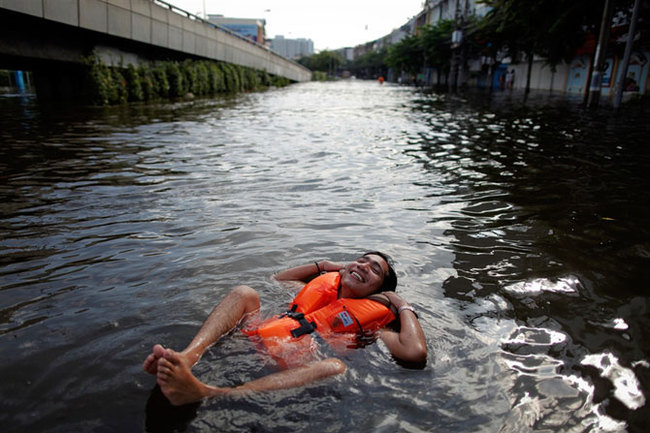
(448, 0, 463, 91)
(587, 0, 614, 107)
(449, 28, 461, 91)
(458, 0, 470, 88)
(612, 0, 641, 110)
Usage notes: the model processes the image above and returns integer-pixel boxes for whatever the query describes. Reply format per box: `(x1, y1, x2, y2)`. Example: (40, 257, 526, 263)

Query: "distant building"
(423, 0, 491, 24)
(377, 26, 410, 50)
(335, 47, 355, 62)
(271, 36, 314, 59)
(208, 15, 266, 45)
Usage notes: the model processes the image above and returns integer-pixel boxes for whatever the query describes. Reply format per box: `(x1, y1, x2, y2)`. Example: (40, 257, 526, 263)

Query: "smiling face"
(339, 254, 390, 299)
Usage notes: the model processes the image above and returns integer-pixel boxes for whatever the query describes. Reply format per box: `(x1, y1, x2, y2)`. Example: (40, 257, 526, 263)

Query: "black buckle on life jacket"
(282, 305, 317, 338)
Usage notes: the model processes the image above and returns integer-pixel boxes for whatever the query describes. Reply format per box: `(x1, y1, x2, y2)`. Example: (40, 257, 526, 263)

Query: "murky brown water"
(1, 81, 648, 432)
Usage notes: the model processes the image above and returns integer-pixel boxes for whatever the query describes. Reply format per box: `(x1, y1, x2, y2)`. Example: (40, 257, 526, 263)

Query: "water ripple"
(1, 83, 649, 432)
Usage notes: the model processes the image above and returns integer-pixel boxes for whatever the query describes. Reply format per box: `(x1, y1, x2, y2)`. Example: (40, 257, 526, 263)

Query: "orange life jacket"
(244, 273, 396, 366)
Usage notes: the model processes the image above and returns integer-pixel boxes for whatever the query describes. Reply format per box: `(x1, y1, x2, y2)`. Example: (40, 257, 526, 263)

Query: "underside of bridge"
(0, 7, 306, 101)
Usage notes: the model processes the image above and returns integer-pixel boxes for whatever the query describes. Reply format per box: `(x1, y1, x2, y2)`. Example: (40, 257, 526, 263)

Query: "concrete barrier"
(0, 0, 311, 82)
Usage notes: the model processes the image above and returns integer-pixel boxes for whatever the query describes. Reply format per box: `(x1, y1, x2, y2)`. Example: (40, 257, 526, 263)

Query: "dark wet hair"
(363, 251, 397, 293)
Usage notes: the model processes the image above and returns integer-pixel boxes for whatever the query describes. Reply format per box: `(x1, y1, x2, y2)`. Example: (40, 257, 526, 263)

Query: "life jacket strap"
(282, 305, 317, 338)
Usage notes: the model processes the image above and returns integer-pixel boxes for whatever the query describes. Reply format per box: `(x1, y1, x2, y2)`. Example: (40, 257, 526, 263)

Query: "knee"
(231, 285, 260, 311)
(321, 358, 346, 376)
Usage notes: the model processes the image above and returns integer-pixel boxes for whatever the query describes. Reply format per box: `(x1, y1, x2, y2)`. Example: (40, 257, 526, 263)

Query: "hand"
(319, 260, 344, 273)
(356, 329, 379, 347)
(377, 292, 427, 364)
(381, 292, 409, 311)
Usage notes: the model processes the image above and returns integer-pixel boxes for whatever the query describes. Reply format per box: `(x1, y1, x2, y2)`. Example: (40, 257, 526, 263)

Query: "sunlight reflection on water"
(1, 82, 649, 432)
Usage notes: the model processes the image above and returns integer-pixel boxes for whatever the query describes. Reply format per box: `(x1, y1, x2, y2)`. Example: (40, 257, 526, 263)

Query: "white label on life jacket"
(338, 311, 354, 327)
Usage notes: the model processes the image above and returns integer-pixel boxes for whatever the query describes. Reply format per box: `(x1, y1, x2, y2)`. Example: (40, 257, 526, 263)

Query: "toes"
(162, 348, 183, 366)
(156, 359, 173, 380)
(158, 356, 172, 370)
(143, 354, 158, 374)
(153, 344, 166, 357)
(143, 345, 168, 374)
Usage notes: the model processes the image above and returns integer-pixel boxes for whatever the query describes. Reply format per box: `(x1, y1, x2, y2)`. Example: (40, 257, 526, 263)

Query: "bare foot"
(156, 348, 227, 406)
(143, 344, 167, 375)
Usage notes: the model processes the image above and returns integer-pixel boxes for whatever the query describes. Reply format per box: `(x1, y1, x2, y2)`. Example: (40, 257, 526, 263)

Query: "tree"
(420, 19, 455, 83)
(385, 35, 424, 78)
(478, 0, 605, 93)
(348, 48, 388, 79)
(298, 51, 344, 76)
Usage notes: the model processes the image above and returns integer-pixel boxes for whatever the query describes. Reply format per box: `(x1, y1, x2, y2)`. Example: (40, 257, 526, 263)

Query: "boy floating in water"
(143, 252, 426, 406)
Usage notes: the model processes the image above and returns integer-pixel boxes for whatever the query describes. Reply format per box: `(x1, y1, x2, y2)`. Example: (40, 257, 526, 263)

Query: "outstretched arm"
(273, 260, 344, 284)
(378, 292, 427, 365)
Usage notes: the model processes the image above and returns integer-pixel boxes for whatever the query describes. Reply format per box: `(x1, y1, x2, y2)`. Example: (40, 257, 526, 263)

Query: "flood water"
(1, 80, 649, 432)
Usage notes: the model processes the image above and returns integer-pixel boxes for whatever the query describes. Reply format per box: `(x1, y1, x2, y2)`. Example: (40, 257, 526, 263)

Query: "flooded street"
(1, 80, 649, 432)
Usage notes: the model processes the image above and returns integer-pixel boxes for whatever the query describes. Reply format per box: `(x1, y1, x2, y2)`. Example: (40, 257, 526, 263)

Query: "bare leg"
(232, 358, 346, 394)
(157, 347, 346, 406)
(143, 285, 260, 375)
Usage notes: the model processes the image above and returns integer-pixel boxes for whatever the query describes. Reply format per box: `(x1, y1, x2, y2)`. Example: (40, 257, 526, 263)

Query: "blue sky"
(165, 0, 425, 50)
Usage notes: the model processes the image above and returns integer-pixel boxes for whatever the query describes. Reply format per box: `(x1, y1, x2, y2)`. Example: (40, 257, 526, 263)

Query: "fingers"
(322, 260, 344, 272)
(383, 291, 404, 304)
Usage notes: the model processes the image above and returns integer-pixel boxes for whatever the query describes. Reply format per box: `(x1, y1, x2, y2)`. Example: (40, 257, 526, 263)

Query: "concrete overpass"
(0, 0, 311, 99)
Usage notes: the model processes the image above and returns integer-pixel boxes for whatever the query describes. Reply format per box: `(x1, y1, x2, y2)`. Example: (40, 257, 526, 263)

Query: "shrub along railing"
(84, 55, 291, 106)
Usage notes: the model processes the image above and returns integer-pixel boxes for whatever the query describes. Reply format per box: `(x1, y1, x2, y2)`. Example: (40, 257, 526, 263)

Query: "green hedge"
(311, 71, 329, 81)
(83, 56, 291, 105)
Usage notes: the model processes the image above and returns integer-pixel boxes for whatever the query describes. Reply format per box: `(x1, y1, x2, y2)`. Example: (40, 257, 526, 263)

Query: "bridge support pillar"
(32, 63, 87, 102)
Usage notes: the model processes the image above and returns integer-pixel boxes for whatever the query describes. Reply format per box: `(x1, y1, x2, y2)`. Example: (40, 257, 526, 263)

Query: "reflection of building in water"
(270, 36, 314, 59)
